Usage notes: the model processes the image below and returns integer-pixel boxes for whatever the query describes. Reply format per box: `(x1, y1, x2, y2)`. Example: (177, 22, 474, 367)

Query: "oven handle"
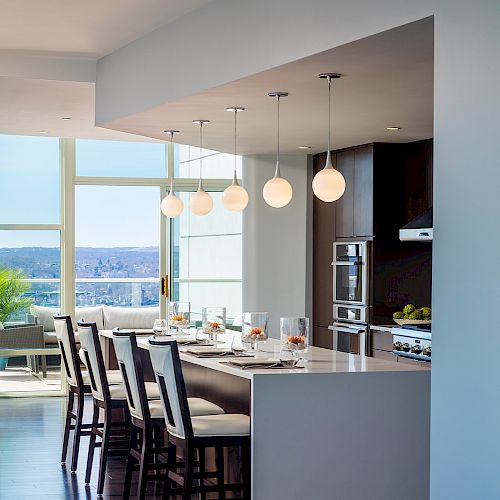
(331, 261, 361, 266)
(328, 324, 366, 334)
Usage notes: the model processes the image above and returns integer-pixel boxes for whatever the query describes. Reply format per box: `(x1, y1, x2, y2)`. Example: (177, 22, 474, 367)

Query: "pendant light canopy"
(263, 92, 293, 208)
(160, 130, 184, 218)
(223, 107, 249, 212)
(190, 120, 213, 216)
(312, 73, 346, 202)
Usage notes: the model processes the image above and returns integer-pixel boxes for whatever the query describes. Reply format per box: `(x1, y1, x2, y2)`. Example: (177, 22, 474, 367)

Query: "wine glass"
(279, 344, 300, 367)
(153, 319, 169, 336)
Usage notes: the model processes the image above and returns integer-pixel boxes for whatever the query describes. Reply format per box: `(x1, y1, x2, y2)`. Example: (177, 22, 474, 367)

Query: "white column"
(242, 154, 312, 337)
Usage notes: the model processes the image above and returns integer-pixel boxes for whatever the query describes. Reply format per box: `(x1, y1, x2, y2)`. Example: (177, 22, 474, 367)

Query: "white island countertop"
(100, 328, 430, 500)
(99, 329, 426, 380)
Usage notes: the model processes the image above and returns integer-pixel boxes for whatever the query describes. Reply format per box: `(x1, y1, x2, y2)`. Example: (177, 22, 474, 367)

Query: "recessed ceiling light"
(62, 117, 72, 121)
(297, 146, 312, 149)
(385, 126, 401, 131)
(39, 131, 48, 134)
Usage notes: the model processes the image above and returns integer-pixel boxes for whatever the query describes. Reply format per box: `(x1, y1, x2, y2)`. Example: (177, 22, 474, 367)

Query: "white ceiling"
(0, 0, 214, 57)
(102, 18, 434, 155)
(0, 76, 159, 141)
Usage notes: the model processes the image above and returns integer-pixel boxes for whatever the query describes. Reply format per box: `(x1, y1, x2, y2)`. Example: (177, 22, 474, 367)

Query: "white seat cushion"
(82, 370, 123, 386)
(148, 397, 224, 420)
(166, 414, 250, 438)
(187, 414, 250, 437)
(106, 381, 160, 401)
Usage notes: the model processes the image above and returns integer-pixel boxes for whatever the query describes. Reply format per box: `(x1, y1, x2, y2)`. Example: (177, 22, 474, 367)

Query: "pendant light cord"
(169, 131, 174, 194)
(199, 122, 203, 189)
(233, 109, 238, 183)
(275, 95, 281, 177)
(328, 75, 332, 153)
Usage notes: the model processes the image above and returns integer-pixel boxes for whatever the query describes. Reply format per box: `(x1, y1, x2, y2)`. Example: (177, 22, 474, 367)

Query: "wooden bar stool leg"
(199, 447, 206, 500)
(97, 411, 111, 495)
(85, 403, 100, 485)
(137, 429, 152, 500)
(215, 446, 226, 499)
(182, 446, 194, 500)
(61, 390, 74, 464)
(70, 392, 85, 472)
(123, 428, 137, 500)
(162, 442, 176, 500)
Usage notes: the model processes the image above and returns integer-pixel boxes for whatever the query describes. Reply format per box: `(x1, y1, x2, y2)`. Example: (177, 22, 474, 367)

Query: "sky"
(0, 135, 240, 248)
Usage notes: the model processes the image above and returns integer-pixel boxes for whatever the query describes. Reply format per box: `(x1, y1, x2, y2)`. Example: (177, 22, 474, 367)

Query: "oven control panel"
(392, 330, 431, 362)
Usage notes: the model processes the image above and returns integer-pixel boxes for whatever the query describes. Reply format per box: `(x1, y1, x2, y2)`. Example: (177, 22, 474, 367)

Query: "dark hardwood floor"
(0, 397, 166, 499)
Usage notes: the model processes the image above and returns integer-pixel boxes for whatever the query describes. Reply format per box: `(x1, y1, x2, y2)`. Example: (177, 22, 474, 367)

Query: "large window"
(75, 185, 160, 307)
(0, 134, 243, 396)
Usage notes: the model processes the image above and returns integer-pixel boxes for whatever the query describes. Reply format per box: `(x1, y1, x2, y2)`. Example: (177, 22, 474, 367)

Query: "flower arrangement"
(242, 326, 267, 343)
(170, 314, 189, 327)
(204, 321, 224, 333)
(286, 335, 307, 350)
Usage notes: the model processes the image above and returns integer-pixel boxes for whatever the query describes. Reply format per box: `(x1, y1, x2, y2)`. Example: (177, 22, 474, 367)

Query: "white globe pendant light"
(263, 92, 293, 208)
(312, 73, 346, 202)
(223, 107, 249, 212)
(160, 130, 184, 218)
(190, 120, 213, 216)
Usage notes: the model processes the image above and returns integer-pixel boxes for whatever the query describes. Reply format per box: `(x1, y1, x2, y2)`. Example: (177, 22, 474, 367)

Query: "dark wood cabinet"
(334, 150, 355, 238)
(353, 146, 374, 237)
(334, 146, 374, 239)
(313, 325, 334, 350)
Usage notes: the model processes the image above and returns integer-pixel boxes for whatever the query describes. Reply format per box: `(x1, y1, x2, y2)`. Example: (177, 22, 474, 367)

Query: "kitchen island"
(100, 330, 430, 500)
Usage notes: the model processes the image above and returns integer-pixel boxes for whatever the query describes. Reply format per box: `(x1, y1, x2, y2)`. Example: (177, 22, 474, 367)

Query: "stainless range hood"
(399, 207, 433, 241)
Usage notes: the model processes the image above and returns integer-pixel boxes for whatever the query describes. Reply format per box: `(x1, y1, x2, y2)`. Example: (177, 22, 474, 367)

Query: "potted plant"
(0, 267, 31, 370)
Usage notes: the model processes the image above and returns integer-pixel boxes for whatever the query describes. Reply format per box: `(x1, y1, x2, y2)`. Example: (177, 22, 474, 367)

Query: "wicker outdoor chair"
(0, 324, 46, 376)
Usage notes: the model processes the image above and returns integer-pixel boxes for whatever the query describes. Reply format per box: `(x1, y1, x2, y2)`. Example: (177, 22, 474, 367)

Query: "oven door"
(333, 242, 368, 305)
(328, 322, 368, 356)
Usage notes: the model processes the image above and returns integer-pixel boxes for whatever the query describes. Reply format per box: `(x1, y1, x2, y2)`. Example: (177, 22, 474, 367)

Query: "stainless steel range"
(391, 325, 431, 362)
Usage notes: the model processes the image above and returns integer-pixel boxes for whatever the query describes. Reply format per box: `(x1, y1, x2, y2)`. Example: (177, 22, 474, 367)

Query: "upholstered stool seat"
(148, 397, 224, 419)
(106, 381, 161, 401)
(180, 413, 250, 438)
(82, 369, 123, 386)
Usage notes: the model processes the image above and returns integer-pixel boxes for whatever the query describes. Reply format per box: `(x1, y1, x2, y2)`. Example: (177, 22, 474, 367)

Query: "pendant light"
(312, 73, 346, 202)
(160, 130, 184, 218)
(190, 120, 213, 215)
(263, 92, 293, 208)
(223, 107, 249, 212)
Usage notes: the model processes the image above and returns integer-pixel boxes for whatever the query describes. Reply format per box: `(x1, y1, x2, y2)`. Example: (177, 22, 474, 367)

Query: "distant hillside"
(0, 247, 162, 279)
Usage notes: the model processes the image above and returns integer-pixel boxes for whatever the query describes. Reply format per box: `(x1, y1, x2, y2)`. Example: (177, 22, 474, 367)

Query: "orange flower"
(208, 321, 221, 329)
(250, 327, 263, 336)
(171, 315, 184, 322)
(287, 335, 305, 345)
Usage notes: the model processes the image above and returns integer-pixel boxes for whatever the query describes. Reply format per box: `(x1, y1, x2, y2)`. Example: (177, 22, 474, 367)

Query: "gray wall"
(95, 1, 500, 497)
(242, 155, 311, 337)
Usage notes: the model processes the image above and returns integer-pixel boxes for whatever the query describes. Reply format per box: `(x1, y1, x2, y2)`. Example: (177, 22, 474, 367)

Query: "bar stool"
(54, 315, 125, 472)
(78, 321, 134, 495)
(149, 338, 251, 499)
(112, 329, 225, 499)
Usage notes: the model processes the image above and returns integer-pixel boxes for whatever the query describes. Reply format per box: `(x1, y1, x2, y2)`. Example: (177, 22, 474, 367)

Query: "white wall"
(96, 1, 500, 497)
(242, 155, 311, 337)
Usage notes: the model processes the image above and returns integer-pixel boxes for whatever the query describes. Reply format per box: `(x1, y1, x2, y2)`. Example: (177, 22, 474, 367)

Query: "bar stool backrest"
(78, 322, 110, 403)
(149, 339, 193, 440)
(54, 315, 83, 389)
(112, 329, 150, 421)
